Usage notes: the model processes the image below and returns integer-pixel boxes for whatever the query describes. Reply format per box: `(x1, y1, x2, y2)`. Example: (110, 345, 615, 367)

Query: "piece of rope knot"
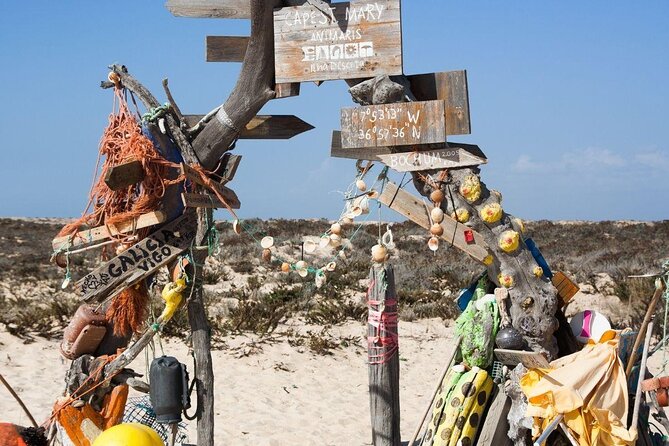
(108, 71, 121, 87)
(142, 103, 171, 123)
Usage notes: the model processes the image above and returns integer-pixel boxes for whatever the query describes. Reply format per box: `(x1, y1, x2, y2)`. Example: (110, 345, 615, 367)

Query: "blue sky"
(1, 1, 667, 221)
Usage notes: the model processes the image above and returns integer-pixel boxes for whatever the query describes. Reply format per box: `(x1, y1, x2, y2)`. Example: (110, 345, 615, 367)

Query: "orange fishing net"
(105, 282, 149, 336)
(58, 87, 178, 242)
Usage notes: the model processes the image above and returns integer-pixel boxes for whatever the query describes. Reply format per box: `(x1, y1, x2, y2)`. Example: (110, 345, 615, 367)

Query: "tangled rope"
(58, 87, 181, 243)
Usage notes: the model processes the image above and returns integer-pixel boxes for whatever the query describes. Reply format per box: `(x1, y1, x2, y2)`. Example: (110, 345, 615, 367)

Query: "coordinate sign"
(340, 100, 447, 149)
(273, 0, 402, 83)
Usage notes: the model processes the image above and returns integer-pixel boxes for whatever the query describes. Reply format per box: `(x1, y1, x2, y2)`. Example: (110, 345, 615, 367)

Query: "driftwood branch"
(190, 0, 282, 169)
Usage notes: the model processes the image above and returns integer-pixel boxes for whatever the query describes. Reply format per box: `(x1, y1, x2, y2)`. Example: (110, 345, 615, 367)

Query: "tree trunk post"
(367, 264, 401, 446)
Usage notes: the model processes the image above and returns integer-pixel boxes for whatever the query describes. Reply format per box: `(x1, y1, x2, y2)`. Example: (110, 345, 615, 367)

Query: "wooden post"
(367, 264, 401, 446)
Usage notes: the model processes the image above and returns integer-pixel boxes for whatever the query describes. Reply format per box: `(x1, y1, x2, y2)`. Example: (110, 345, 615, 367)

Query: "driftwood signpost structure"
(40, 1, 658, 446)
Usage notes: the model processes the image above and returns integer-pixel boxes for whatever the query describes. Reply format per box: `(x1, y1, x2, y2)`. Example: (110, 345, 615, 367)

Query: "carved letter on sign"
(273, 0, 403, 83)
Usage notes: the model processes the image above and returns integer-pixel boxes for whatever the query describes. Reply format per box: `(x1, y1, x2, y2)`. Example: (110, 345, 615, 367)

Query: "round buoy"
(92, 423, 163, 446)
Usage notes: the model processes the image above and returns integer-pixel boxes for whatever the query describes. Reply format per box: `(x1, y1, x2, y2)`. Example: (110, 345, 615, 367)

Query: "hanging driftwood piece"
(273, 0, 403, 83)
(367, 264, 400, 446)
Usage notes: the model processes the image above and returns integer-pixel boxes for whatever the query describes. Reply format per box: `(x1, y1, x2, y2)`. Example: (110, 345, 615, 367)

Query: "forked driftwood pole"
(367, 264, 401, 446)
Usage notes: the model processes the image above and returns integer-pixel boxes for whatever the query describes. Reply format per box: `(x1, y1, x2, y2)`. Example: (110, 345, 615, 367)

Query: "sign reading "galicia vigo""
(273, 0, 402, 83)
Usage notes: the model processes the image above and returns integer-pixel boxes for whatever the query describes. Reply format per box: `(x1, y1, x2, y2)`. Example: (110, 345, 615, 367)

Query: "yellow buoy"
(92, 423, 164, 446)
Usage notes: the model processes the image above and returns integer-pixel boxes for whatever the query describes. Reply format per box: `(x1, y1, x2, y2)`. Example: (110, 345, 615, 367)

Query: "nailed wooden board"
(206, 36, 249, 62)
(407, 70, 471, 135)
(166, 0, 250, 19)
(494, 349, 550, 369)
(476, 385, 513, 446)
(214, 153, 242, 184)
(104, 160, 144, 191)
(552, 271, 580, 307)
(378, 182, 490, 263)
(52, 211, 167, 251)
(273, 0, 403, 83)
(77, 212, 197, 303)
(182, 192, 241, 210)
(184, 115, 314, 140)
(340, 100, 446, 149)
(274, 82, 301, 99)
(180, 163, 241, 209)
(377, 147, 487, 172)
(330, 130, 487, 164)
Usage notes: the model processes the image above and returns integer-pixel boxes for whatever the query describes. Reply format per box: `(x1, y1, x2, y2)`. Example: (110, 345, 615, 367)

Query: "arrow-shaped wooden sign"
(378, 181, 490, 263)
(184, 115, 314, 140)
(166, 0, 251, 19)
(330, 131, 487, 170)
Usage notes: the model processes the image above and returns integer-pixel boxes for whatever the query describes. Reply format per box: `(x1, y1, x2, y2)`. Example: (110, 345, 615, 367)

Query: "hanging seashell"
(428, 236, 440, 252)
(319, 236, 331, 249)
(54, 253, 68, 269)
(498, 230, 520, 253)
(339, 250, 347, 260)
(281, 262, 291, 273)
(232, 219, 242, 235)
(261, 248, 272, 263)
(315, 271, 327, 288)
(430, 223, 444, 237)
(348, 206, 363, 219)
(326, 262, 337, 272)
(430, 189, 445, 204)
(354, 196, 370, 215)
(329, 234, 342, 248)
(452, 208, 470, 223)
(371, 244, 388, 263)
(480, 203, 503, 224)
(304, 240, 317, 254)
(260, 236, 274, 249)
(330, 223, 342, 235)
(431, 207, 445, 224)
(341, 217, 354, 227)
(381, 228, 395, 250)
(341, 238, 353, 250)
(61, 276, 71, 289)
(295, 260, 309, 277)
(460, 175, 482, 203)
(356, 179, 367, 192)
(367, 189, 379, 199)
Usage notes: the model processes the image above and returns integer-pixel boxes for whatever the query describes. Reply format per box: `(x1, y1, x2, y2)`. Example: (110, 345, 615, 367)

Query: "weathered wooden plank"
(340, 100, 446, 149)
(104, 160, 144, 191)
(378, 182, 490, 263)
(494, 349, 550, 369)
(377, 147, 487, 172)
(165, 0, 250, 19)
(180, 163, 242, 209)
(206, 36, 249, 62)
(273, 0, 403, 83)
(274, 82, 301, 99)
(76, 212, 198, 303)
(52, 211, 167, 251)
(184, 115, 314, 139)
(330, 129, 486, 163)
(181, 192, 241, 210)
(407, 70, 471, 135)
(476, 384, 513, 446)
(215, 153, 242, 184)
(552, 271, 579, 307)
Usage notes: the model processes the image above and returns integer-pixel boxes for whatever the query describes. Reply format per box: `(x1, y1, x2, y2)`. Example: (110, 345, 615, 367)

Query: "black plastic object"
(149, 356, 191, 423)
(495, 326, 525, 350)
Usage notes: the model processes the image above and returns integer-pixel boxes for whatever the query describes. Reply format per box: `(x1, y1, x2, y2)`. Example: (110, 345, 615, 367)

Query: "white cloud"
(635, 150, 669, 171)
(512, 155, 545, 172)
(561, 147, 625, 168)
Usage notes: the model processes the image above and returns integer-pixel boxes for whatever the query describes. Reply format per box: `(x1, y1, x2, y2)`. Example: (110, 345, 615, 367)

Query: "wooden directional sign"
(166, 0, 251, 19)
(378, 182, 490, 263)
(77, 212, 198, 303)
(184, 115, 314, 140)
(377, 147, 487, 172)
(180, 163, 242, 209)
(206, 36, 249, 62)
(273, 0, 403, 83)
(407, 70, 471, 135)
(52, 211, 167, 251)
(340, 100, 445, 149)
(330, 130, 487, 167)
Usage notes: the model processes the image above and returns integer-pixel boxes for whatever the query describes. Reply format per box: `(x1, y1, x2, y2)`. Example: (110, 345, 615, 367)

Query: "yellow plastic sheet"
(520, 339, 637, 446)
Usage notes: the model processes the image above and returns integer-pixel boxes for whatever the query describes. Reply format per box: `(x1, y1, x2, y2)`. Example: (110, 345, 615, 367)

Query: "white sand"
(0, 319, 457, 445)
